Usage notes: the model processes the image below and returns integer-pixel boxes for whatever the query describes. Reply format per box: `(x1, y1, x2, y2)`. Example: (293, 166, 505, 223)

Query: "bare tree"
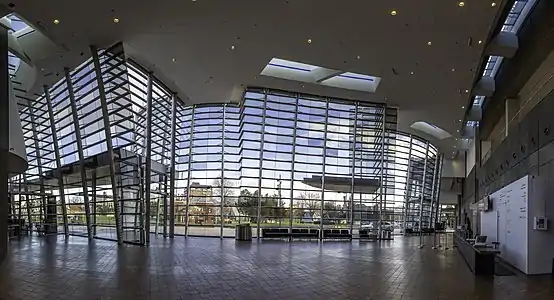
(297, 192, 321, 217)
(213, 177, 235, 206)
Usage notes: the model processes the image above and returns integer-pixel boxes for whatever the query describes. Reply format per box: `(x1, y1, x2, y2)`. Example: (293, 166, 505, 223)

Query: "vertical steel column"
(256, 91, 268, 239)
(378, 107, 386, 237)
(220, 105, 226, 238)
(289, 94, 299, 238)
(418, 144, 429, 237)
(162, 174, 168, 237)
(0, 27, 8, 264)
(319, 99, 329, 239)
(65, 68, 92, 240)
(184, 106, 195, 237)
(402, 135, 413, 234)
(434, 155, 444, 226)
(349, 103, 358, 233)
(91, 46, 122, 244)
(429, 151, 439, 228)
(168, 93, 177, 238)
(91, 170, 97, 236)
(144, 72, 154, 244)
(23, 177, 31, 229)
(44, 86, 69, 236)
(27, 100, 47, 228)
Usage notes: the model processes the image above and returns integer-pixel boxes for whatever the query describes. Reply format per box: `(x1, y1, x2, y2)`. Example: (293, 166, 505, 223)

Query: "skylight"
(267, 58, 318, 72)
(473, 95, 485, 106)
(410, 122, 451, 140)
(482, 56, 503, 77)
(502, 0, 537, 33)
(466, 120, 479, 127)
(261, 58, 381, 93)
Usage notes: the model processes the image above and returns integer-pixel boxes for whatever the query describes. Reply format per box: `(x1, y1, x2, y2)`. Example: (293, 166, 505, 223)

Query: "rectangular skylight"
(266, 58, 318, 72)
(473, 96, 485, 106)
(502, 0, 537, 33)
(261, 58, 381, 93)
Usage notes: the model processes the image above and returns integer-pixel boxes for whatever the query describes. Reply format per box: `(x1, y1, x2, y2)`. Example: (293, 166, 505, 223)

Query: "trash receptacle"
(235, 224, 252, 241)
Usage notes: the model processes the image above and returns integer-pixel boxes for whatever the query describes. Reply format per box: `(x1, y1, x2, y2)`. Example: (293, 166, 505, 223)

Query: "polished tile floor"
(1, 235, 553, 300)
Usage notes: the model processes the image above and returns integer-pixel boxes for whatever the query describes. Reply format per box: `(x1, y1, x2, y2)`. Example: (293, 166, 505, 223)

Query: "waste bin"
(235, 224, 252, 241)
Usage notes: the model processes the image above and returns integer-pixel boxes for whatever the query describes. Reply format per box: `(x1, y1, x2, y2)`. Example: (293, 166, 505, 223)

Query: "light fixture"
(53, 19, 60, 25)
(458, 2, 465, 7)
(357, 55, 361, 60)
(465, 89, 469, 93)
(410, 71, 414, 75)
(172, 58, 176, 63)
(478, 40, 483, 44)
(457, 130, 460, 132)
(390, 10, 397, 16)
(452, 68, 456, 72)
(459, 119, 462, 122)
(307, 38, 312, 44)
(492, 2, 497, 7)
(427, 41, 432, 46)
(113, 18, 120, 23)
(462, 105, 465, 109)
(231, 45, 235, 50)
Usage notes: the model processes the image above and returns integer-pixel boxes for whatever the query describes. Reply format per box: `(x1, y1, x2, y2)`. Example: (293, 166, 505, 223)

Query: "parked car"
(360, 221, 393, 231)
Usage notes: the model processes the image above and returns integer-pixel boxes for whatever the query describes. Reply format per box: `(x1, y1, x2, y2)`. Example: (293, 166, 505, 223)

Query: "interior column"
(0, 26, 9, 265)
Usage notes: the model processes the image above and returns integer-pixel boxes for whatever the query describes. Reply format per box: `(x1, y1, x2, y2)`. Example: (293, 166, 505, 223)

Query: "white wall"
(527, 166, 554, 274)
(481, 176, 529, 274)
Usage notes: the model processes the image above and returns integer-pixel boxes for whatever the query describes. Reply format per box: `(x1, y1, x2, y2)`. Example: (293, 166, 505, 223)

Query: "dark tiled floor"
(1, 235, 553, 300)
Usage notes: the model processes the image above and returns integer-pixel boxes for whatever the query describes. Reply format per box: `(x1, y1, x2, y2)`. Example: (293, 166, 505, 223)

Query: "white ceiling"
(2, 0, 505, 154)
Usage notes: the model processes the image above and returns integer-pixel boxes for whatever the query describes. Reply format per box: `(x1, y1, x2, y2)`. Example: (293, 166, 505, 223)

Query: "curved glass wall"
(9, 44, 442, 243)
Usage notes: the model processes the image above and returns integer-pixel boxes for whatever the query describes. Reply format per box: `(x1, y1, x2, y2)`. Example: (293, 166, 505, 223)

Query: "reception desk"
(454, 232, 498, 276)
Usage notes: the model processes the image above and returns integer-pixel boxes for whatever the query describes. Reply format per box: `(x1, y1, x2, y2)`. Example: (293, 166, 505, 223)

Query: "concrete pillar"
(0, 26, 8, 266)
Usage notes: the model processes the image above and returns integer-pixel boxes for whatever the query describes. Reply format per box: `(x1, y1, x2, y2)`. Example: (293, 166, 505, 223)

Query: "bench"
(322, 229, 352, 240)
(261, 228, 319, 240)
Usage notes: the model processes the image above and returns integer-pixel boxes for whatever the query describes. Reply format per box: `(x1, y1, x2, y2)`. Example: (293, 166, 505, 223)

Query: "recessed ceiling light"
(458, 2, 465, 7)
(113, 18, 120, 23)
(307, 38, 312, 44)
(427, 41, 432, 46)
(462, 105, 465, 109)
(357, 55, 361, 60)
(172, 58, 176, 63)
(452, 68, 456, 72)
(459, 119, 462, 122)
(390, 10, 397, 16)
(410, 71, 414, 75)
(53, 19, 60, 25)
(231, 45, 235, 50)
(457, 130, 460, 132)
(478, 40, 483, 44)
(465, 89, 469, 93)
(492, 2, 497, 7)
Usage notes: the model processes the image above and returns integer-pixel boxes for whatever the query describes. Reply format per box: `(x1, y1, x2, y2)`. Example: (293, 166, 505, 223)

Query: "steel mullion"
(65, 68, 92, 240)
(91, 46, 123, 244)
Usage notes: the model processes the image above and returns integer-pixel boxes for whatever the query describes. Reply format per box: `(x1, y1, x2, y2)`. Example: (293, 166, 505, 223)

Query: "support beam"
(144, 72, 153, 244)
(91, 46, 123, 244)
(44, 86, 68, 236)
(0, 26, 8, 266)
(485, 31, 519, 58)
(402, 136, 413, 234)
(65, 68, 92, 240)
(256, 91, 268, 239)
(184, 106, 195, 237)
(168, 93, 177, 238)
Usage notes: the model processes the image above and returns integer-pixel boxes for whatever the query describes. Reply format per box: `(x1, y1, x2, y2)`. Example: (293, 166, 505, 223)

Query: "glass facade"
(8, 44, 443, 244)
